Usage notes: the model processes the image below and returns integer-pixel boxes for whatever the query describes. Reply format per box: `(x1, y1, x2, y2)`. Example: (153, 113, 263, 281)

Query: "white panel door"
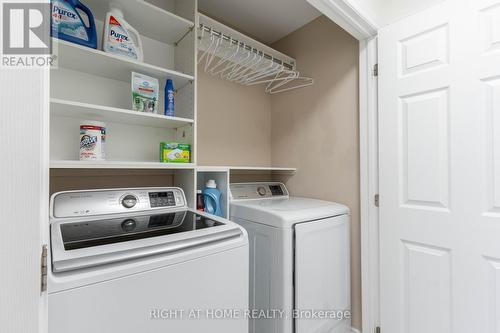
(295, 216, 350, 333)
(379, 0, 500, 332)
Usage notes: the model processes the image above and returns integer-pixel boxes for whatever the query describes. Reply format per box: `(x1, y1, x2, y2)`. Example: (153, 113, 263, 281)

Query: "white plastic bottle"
(102, 3, 144, 61)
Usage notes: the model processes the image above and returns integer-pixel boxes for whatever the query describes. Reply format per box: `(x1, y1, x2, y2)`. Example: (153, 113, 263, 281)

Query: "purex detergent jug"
(51, 0, 97, 49)
(103, 3, 144, 61)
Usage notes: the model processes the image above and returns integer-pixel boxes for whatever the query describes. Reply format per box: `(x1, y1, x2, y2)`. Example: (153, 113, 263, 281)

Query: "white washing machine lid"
(230, 197, 349, 228)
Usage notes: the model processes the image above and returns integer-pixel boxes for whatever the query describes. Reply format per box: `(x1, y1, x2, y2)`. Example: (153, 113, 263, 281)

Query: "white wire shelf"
(198, 13, 295, 70)
(197, 13, 313, 94)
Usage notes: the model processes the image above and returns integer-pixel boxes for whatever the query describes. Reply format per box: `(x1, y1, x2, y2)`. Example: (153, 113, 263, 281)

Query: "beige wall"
(271, 16, 361, 329)
(197, 69, 272, 166)
(197, 15, 360, 330)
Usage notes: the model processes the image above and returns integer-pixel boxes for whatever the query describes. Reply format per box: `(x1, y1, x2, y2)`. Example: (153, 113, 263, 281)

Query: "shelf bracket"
(175, 25, 195, 47)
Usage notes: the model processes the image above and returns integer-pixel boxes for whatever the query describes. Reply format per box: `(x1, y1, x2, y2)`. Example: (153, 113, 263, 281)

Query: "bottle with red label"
(102, 3, 144, 61)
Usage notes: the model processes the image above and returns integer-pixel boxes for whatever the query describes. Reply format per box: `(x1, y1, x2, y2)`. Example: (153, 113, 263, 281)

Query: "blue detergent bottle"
(203, 180, 223, 217)
(51, 0, 98, 49)
(164, 79, 175, 117)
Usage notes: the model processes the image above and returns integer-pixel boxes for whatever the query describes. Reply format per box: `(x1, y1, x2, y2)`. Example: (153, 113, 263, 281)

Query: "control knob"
(257, 186, 267, 196)
(121, 194, 138, 208)
(121, 219, 137, 232)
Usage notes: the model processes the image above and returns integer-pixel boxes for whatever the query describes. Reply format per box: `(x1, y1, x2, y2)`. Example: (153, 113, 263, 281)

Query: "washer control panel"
(148, 191, 177, 208)
(51, 187, 186, 218)
(121, 194, 138, 208)
(230, 182, 289, 200)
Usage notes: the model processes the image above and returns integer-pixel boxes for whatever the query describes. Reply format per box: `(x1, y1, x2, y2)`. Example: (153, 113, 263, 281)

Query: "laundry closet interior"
(49, 0, 360, 328)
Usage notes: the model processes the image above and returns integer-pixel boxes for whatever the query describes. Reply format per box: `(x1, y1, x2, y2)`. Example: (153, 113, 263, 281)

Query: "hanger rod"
(198, 24, 295, 71)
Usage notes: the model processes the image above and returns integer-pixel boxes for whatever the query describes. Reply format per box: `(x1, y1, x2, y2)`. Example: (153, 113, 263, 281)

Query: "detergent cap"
(205, 180, 217, 189)
(109, 2, 124, 17)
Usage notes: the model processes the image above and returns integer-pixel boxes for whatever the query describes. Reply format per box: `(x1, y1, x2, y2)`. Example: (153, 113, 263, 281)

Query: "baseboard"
(352, 328, 362, 333)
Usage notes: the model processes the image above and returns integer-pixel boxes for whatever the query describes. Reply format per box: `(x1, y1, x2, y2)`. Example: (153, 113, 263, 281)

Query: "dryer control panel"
(229, 182, 289, 200)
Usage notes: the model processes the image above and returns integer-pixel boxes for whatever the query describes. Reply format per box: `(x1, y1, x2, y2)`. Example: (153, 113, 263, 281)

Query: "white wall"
(351, 0, 445, 27)
(309, 0, 445, 30)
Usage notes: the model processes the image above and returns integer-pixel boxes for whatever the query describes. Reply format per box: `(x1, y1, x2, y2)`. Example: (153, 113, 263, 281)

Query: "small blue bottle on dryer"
(164, 79, 175, 117)
(50, 0, 98, 49)
(203, 180, 223, 217)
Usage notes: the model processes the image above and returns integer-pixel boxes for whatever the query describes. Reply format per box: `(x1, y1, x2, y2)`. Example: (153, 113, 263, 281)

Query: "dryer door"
(294, 215, 351, 333)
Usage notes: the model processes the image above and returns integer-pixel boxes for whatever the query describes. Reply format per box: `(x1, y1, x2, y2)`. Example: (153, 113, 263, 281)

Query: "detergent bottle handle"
(204, 193, 217, 215)
(126, 25, 144, 61)
(75, 2, 97, 40)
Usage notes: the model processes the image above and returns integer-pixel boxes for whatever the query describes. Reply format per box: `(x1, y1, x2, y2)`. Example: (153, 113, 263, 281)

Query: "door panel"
(294, 216, 350, 333)
(379, 1, 500, 332)
(399, 24, 449, 77)
(484, 257, 500, 333)
(400, 87, 450, 210)
(483, 77, 500, 215)
(401, 241, 451, 333)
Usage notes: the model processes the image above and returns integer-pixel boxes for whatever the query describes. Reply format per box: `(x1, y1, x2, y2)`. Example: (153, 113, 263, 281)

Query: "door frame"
(306, 1, 379, 332)
(358, 36, 379, 333)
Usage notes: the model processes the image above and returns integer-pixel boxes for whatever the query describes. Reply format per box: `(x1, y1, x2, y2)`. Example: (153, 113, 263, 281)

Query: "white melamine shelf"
(229, 166, 297, 172)
(197, 166, 297, 173)
(51, 160, 196, 170)
(85, 0, 194, 45)
(196, 166, 231, 172)
(51, 98, 194, 129)
(54, 39, 194, 88)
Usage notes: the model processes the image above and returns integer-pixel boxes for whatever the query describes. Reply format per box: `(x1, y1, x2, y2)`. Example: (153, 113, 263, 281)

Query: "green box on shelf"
(159, 142, 191, 163)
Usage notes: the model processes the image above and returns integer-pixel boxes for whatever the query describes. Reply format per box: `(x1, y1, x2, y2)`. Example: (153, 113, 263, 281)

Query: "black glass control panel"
(269, 185, 284, 196)
(60, 211, 222, 250)
(149, 191, 176, 207)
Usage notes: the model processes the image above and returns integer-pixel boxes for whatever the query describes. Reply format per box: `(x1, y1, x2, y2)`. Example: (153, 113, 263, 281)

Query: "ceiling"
(198, 0, 322, 44)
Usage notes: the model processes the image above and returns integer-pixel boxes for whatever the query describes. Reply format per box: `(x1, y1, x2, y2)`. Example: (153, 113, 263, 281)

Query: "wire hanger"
(268, 75, 314, 94)
(197, 24, 314, 94)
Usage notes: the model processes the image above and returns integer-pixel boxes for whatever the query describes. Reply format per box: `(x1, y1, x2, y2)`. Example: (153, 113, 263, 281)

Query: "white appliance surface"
(229, 182, 351, 333)
(294, 215, 351, 333)
(230, 182, 349, 228)
(48, 187, 249, 333)
(231, 196, 349, 228)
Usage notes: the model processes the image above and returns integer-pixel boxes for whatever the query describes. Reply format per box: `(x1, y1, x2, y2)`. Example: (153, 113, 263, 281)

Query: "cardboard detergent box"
(159, 142, 190, 163)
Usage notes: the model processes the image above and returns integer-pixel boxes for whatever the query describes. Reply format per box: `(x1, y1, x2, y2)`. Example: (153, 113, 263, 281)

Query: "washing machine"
(49, 187, 248, 333)
(229, 182, 351, 333)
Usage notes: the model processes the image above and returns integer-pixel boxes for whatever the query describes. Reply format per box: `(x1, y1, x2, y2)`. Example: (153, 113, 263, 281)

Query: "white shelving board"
(196, 166, 231, 172)
(229, 166, 297, 172)
(51, 98, 194, 129)
(229, 166, 297, 174)
(197, 166, 297, 173)
(51, 160, 196, 170)
(53, 39, 194, 88)
(85, 0, 194, 45)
